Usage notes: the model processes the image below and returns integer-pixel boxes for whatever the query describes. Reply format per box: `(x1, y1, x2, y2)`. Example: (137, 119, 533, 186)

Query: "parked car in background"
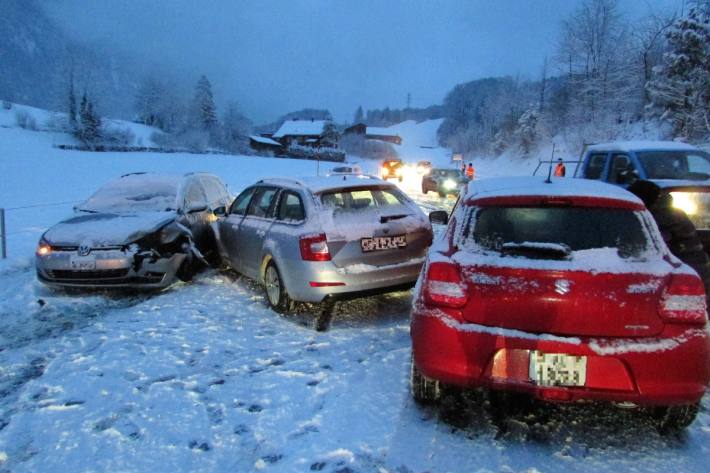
(416, 160, 432, 175)
(411, 176, 710, 432)
(421, 168, 466, 196)
(216, 174, 433, 330)
(36, 172, 230, 289)
(380, 158, 404, 182)
(579, 141, 710, 251)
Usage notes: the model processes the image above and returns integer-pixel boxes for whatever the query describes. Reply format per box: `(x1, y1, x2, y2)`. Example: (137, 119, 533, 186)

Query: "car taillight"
(299, 233, 331, 261)
(424, 261, 467, 308)
(659, 273, 708, 325)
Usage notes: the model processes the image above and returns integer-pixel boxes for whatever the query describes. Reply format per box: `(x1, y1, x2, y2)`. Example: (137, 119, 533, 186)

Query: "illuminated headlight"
(443, 179, 456, 190)
(395, 168, 403, 176)
(380, 168, 388, 177)
(36, 238, 52, 257)
(670, 192, 698, 215)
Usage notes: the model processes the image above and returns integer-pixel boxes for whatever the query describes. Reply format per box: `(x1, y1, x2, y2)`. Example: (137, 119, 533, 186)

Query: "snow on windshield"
(78, 174, 180, 213)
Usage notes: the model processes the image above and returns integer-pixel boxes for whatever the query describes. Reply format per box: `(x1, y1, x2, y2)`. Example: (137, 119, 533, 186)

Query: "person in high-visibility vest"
(554, 158, 566, 177)
(466, 163, 475, 180)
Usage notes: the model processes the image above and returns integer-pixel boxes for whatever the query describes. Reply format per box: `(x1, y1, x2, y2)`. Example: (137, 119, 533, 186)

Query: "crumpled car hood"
(43, 211, 176, 247)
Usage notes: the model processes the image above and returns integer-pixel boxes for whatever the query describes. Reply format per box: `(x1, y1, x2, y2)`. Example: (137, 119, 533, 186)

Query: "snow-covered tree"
(190, 75, 218, 132)
(515, 109, 540, 156)
(320, 121, 340, 148)
(68, 75, 77, 131)
(76, 92, 101, 144)
(353, 105, 364, 124)
(220, 102, 252, 153)
(647, 1, 710, 139)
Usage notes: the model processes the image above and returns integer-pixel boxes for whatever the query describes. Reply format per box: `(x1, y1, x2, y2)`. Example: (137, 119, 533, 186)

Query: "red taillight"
(659, 273, 708, 325)
(423, 261, 467, 308)
(299, 233, 331, 261)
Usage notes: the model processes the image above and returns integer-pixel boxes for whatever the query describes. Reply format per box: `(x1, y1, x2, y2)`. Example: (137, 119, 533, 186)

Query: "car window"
(183, 180, 207, 209)
(637, 151, 710, 180)
(277, 191, 305, 222)
(247, 187, 278, 218)
(201, 176, 229, 207)
(583, 153, 607, 179)
(321, 188, 406, 210)
(230, 187, 256, 216)
(607, 154, 635, 184)
(471, 206, 648, 258)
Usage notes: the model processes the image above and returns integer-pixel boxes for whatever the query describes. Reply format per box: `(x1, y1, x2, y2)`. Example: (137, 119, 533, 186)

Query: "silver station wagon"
(215, 175, 433, 330)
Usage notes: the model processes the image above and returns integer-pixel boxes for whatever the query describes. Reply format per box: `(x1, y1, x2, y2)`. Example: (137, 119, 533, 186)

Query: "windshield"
(637, 150, 710, 180)
(471, 206, 649, 258)
(78, 175, 180, 213)
(433, 169, 463, 178)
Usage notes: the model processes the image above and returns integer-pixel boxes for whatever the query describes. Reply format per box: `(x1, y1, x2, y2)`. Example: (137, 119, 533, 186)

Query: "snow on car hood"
(43, 211, 176, 247)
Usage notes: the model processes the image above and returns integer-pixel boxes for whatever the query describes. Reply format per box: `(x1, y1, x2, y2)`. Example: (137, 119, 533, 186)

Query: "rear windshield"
(637, 150, 710, 180)
(470, 206, 649, 258)
(320, 187, 408, 210)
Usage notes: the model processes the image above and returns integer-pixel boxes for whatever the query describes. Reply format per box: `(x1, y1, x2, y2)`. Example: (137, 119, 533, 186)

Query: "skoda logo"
(77, 244, 92, 257)
(555, 279, 571, 295)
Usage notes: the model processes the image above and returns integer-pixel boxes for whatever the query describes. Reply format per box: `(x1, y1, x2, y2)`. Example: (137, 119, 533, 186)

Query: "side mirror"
(186, 203, 208, 214)
(213, 206, 227, 217)
(429, 210, 449, 225)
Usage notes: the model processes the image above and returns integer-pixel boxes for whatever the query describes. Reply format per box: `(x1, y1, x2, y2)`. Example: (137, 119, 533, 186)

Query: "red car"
(411, 177, 710, 432)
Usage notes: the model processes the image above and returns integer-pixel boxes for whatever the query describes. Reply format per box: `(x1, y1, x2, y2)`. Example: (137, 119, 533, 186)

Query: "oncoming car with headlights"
(579, 141, 710, 250)
(421, 168, 466, 197)
(380, 159, 404, 182)
(35, 172, 231, 289)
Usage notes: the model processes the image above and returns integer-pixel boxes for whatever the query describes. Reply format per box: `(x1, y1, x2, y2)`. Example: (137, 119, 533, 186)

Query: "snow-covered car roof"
(464, 176, 643, 208)
(258, 175, 394, 194)
(584, 140, 699, 153)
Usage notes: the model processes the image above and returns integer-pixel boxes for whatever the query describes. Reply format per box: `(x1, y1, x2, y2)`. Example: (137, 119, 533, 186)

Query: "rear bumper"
(411, 306, 710, 406)
(280, 257, 424, 303)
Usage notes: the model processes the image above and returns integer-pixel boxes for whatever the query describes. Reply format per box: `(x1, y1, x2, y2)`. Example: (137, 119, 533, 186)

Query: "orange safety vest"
(554, 163, 566, 177)
(466, 166, 475, 179)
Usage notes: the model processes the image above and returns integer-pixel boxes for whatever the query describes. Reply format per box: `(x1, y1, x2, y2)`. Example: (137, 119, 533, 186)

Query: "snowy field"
(1, 117, 710, 472)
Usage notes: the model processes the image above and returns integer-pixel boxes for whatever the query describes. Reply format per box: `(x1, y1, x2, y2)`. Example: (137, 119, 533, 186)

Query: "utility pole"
(406, 92, 412, 109)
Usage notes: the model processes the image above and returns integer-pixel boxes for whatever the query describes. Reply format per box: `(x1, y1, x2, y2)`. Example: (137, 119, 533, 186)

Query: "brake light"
(299, 233, 331, 261)
(424, 261, 467, 308)
(659, 273, 708, 325)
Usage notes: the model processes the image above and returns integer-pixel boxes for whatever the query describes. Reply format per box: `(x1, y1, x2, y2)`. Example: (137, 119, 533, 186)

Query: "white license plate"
(529, 351, 587, 387)
(361, 235, 407, 252)
(69, 256, 96, 270)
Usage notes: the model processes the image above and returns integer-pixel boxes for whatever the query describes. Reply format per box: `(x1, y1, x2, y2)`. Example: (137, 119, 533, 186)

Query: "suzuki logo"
(555, 279, 571, 295)
(77, 244, 92, 257)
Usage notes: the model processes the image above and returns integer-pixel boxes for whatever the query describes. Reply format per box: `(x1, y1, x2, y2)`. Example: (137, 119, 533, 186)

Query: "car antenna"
(545, 142, 556, 184)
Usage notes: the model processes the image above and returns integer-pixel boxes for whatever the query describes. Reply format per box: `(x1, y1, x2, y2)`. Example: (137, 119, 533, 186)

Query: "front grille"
(49, 269, 129, 280)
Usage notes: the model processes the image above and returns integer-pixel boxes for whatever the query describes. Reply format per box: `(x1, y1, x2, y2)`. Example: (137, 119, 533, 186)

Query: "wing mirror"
(186, 203, 208, 214)
(212, 205, 227, 217)
(429, 210, 449, 225)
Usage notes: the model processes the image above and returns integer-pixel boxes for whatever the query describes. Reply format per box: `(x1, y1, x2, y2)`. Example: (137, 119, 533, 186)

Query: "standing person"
(554, 158, 566, 177)
(628, 180, 710, 300)
(466, 163, 475, 181)
(460, 161, 466, 174)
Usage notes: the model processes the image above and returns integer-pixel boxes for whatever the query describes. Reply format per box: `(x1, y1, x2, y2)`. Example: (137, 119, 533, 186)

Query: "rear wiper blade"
(380, 214, 410, 223)
(500, 242, 571, 260)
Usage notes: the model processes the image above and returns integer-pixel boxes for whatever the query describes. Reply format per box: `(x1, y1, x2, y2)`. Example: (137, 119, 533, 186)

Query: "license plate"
(529, 351, 587, 387)
(361, 235, 407, 252)
(70, 256, 96, 270)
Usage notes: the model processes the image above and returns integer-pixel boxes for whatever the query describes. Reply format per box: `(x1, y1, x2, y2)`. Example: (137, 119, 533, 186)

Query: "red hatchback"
(411, 177, 710, 431)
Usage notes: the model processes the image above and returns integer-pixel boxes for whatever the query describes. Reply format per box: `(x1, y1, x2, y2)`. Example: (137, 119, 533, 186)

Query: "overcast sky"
(43, 0, 685, 124)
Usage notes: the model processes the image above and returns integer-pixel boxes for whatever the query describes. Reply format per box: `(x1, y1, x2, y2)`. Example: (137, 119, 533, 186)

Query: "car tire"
(438, 191, 446, 198)
(411, 358, 440, 404)
(176, 252, 196, 282)
(421, 185, 428, 194)
(264, 262, 293, 314)
(652, 403, 699, 434)
(399, 176, 403, 183)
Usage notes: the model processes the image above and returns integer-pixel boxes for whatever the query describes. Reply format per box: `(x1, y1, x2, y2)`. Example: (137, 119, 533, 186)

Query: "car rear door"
(218, 186, 256, 273)
(320, 186, 431, 268)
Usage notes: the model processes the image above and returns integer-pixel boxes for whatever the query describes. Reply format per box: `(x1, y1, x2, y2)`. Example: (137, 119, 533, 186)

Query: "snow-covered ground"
(1, 111, 709, 472)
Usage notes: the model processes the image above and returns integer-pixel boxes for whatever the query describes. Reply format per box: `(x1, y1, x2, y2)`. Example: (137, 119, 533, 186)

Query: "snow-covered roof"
(366, 127, 399, 137)
(249, 135, 282, 146)
(273, 120, 326, 138)
(585, 140, 698, 153)
(464, 176, 643, 207)
(259, 175, 392, 193)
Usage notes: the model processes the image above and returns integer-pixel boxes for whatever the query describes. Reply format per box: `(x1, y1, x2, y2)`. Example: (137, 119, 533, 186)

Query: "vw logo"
(77, 244, 92, 257)
(555, 279, 571, 295)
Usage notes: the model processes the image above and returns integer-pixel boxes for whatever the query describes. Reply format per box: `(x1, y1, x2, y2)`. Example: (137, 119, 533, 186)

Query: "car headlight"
(670, 192, 698, 215)
(443, 179, 456, 190)
(37, 238, 52, 256)
(395, 168, 403, 176)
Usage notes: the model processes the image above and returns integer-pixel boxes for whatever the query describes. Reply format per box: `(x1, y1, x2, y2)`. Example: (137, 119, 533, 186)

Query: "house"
(273, 119, 328, 147)
(343, 123, 402, 145)
(249, 135, 283, 153)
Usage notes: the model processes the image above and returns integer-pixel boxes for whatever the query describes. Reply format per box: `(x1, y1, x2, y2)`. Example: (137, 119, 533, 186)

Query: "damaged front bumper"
(35, 246, 187, 290)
